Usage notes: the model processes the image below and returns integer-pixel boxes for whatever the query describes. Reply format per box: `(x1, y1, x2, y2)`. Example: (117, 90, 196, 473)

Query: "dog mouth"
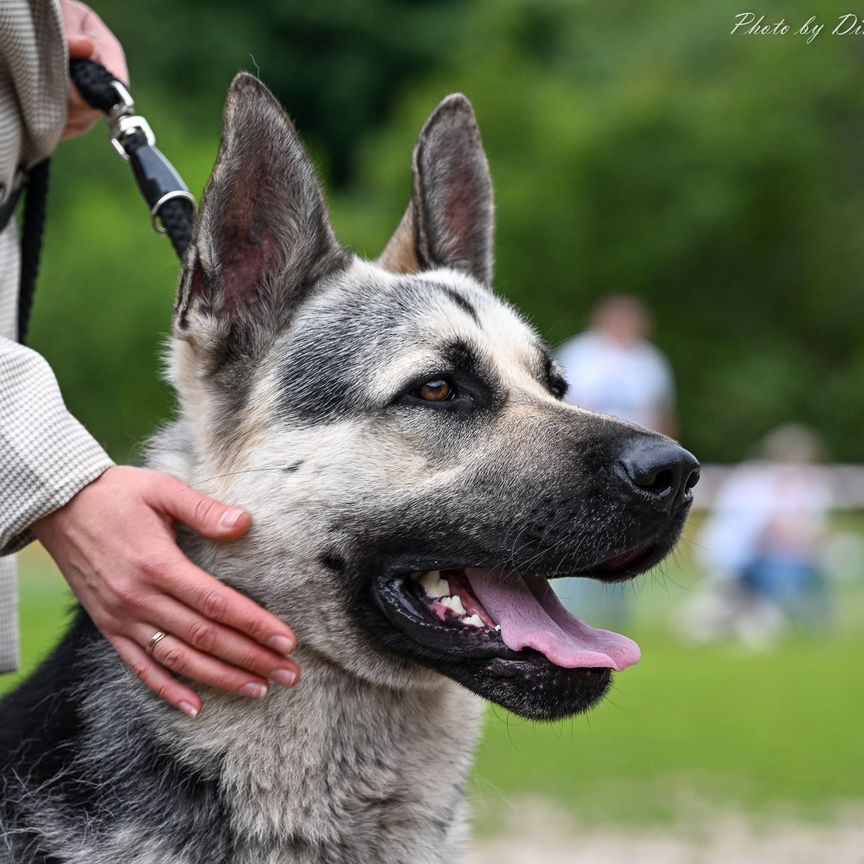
(375, 541, 662, 674)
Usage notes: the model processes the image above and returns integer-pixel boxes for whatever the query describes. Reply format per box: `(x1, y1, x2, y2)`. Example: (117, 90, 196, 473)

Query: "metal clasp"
(110, 115, 156, 160)
(108, 81, 156, 160)
(107, 81, 134, 121)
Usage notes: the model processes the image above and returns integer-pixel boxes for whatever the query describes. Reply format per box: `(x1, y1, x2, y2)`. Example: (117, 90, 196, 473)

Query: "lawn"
(5, 521, 864, 830)
(472, 627, 864, 830)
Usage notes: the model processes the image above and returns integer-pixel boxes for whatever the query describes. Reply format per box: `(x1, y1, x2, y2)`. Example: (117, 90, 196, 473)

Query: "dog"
(0, 73, 699, 863)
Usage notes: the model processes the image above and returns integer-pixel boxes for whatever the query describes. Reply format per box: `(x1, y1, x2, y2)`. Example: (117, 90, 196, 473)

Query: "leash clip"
(107, 81, 135, 120)
(108, 81, 156, 160)
(110, 115, 156, 160)
(69, 58, 196, 256)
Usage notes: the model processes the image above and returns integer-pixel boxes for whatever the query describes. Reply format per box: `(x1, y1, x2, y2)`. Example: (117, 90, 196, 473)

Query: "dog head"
(167, 74, 698, 721)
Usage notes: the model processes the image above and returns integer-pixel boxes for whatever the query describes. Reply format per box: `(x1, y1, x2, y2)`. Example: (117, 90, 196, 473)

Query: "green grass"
(470, 519, 864, 827)
(5, 529, 864, 829)
(471, 628, 864, 829)
(3, 547, 74, 694)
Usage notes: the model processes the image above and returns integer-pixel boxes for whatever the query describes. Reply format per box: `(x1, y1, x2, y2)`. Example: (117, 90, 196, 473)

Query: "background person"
(554, 294, 679, 626)
(682, 424, 835, 647)
(556, 294, 677, 437)
(0, 0, 299, 717)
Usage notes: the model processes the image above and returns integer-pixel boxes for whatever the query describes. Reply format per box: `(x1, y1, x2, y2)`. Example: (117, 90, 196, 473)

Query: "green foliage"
(88, 0, 469, 185)
(343, 0, 864, 460)
(27, 0, 864, 462)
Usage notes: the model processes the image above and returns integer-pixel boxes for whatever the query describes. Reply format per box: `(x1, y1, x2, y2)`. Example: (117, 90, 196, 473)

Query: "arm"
(0, 337, 113, 555)
(1, 339, 301, 717)
(1, 3, 301, 716)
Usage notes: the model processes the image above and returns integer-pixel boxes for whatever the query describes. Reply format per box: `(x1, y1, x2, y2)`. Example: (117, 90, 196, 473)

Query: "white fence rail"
(693, 465, 864, 510)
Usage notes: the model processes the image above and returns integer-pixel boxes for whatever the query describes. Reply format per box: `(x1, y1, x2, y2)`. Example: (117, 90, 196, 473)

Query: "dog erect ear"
(379, 94, 494, 287)
(176, 73, 347, 340)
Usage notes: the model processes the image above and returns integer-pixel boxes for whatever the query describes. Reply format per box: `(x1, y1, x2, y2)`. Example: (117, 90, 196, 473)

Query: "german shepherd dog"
(0, 74, 699, 863)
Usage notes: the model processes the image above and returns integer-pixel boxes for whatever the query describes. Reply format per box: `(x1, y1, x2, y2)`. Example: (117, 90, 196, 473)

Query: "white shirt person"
(557, 294, 676, 436)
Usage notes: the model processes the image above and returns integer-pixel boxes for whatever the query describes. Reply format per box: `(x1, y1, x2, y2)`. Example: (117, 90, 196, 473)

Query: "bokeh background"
(4, 1, 864, 860)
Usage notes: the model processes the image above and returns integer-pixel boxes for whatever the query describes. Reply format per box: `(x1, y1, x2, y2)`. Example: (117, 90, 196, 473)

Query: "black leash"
(69, 59, 195, 258)
(16, 160, 50, 343)
(13, 59, 195, 344)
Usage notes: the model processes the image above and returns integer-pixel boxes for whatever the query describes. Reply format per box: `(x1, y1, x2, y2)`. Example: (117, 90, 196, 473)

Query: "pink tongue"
(464, 569, 641, 671)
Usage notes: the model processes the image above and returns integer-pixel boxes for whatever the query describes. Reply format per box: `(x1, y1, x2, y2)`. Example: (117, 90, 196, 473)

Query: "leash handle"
(69, 59, 195, 259)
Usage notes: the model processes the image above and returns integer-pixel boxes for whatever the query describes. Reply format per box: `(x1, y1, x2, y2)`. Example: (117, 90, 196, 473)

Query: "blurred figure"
(555, 295, 678, 626)
(682, 424, 834, 648)
(557, 294, 677, 436)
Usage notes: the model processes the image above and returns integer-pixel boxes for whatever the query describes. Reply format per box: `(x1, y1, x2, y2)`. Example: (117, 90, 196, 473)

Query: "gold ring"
(145, 631, 168, 656)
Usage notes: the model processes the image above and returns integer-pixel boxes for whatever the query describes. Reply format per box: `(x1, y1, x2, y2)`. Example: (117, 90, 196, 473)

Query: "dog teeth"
(417, 570, 451, 598)
(410, 572, 495, 629)
(440, 595, 467, 616)
(414, 571, 481, 621)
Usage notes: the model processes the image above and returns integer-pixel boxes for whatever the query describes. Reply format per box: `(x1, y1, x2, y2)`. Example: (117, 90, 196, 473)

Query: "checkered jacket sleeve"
(0, 0, 114, 556)
(0, 331, 114, 555)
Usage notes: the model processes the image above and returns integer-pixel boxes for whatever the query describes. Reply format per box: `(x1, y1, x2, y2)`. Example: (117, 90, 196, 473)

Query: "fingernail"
(219, 508, 244, 529)
(270, 635, 295, 655)
(271, 668, 297, 688)
(179, 701, 199, 719)
(240, 682, 268, 699)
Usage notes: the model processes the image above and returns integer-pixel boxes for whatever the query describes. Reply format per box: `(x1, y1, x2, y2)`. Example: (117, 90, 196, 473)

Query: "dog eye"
(415, 379, 454, 402)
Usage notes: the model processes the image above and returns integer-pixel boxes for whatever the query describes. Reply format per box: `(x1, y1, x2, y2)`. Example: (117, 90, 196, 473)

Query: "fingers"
(157, 478, 252, 541)
(35, 463, 301, 719)
(138, 596, 300, 688)
(61, 0, 129, 83)
(110, 634, 202, 718)
(132, 624, 272, 700)
(95, 549, 300, 709)
(60, 103, 102, 140)
(160, 557, 298, 656)
(80, 9, 128, 84)
(67, 35, 94, 59)
(111, 606, 302, 719)
(60, 0, 130, 140)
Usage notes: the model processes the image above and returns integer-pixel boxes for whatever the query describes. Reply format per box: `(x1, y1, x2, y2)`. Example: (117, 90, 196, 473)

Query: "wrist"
(31, 466, 115, 542)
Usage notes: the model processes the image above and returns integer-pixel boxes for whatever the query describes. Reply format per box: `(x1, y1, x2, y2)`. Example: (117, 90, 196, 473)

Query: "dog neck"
(141, 420, 486, 861)
(158, 650, 484, 861)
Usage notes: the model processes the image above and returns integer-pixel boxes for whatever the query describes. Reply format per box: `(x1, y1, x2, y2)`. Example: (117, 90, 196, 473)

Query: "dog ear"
(176, 73, 347, 342)
(379, 94, 494, 287)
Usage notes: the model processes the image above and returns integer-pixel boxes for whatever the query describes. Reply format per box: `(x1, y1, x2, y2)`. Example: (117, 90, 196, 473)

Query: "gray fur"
(0, 75, 694, 863)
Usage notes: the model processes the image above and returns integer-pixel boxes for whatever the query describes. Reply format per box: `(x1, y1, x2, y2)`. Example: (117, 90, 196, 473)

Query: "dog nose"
(616, 438, 700, 512)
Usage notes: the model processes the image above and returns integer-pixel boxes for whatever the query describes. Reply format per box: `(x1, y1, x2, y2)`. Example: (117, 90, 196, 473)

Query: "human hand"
(59, 0, 129, 139)
(32, 466, 300, 719)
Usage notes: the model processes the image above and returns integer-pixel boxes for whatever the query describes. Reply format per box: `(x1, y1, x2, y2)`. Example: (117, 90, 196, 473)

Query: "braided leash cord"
(18, 62, 120, 343)
(157, 199, 194, 259)
(69, 59, 195, 257)
(17, 160, 50, 344)
(68, 58, 118, 113)
(16, 60, 194, 344)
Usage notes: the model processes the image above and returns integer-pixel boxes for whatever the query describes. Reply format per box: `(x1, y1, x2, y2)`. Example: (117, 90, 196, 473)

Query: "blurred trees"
(30, 0, 864, 463)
